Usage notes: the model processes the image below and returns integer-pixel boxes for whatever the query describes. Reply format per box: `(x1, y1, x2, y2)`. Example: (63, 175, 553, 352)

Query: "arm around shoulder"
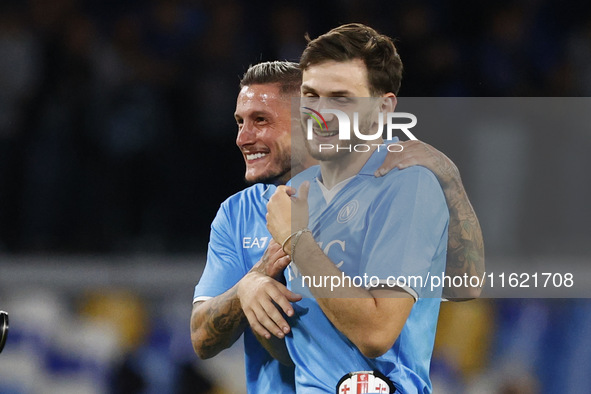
(441, 176, 485, 300)
(377, 140, 485, 300)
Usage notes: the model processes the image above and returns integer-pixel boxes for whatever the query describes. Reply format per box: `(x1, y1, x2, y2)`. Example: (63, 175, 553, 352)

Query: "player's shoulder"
(290, 165, 320, 187)
(381, 164, 439, 185)
(221, 183, 271, 207)
(377, 165, 444, 199)
(214, 183, 273, 224)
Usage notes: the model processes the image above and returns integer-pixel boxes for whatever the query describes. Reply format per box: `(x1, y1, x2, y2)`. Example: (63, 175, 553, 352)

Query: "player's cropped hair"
(300, 23, 403, 95)
(240, 61, 302, 96)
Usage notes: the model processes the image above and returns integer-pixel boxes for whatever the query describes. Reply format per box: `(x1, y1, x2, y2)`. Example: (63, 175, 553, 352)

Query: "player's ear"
(380, 94, 397, 113)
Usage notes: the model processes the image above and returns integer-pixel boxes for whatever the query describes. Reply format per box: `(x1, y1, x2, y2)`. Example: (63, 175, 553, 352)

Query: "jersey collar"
(358, 138, 400, 176)
(261, 184, 277, 201)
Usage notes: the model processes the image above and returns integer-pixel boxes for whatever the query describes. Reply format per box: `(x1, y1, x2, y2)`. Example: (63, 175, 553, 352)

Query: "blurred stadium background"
(0, 0, 590, 393)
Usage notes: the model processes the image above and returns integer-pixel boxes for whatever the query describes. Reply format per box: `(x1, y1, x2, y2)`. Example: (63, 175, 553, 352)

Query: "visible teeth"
(247, 152, 267, 160)
(315, 130, 338, 137)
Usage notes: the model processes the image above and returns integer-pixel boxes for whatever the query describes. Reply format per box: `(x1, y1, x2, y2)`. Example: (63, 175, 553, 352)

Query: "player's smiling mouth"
(246, 152, 268, 160)
(313, 129, 339, 138)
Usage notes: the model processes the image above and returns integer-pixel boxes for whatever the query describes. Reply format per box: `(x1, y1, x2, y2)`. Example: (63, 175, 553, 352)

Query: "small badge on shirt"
(337, 200, 359, 223)
(336, 370, 395, 393)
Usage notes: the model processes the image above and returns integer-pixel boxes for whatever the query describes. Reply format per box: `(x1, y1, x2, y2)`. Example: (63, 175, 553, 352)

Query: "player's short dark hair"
(240, 61, 302, 96)
(300, 23, 403, 95)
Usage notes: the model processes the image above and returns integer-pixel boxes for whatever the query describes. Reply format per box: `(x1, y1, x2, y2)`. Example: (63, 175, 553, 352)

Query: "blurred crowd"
(2, 288, 590, 393)
(1, 0, 591, 253)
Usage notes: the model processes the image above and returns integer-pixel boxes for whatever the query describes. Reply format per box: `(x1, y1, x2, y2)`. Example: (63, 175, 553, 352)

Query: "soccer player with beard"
(191, 62, 304, 393)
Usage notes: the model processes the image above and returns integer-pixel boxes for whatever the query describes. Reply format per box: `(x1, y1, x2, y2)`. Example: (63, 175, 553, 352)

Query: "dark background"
(1, 0, 590, 254)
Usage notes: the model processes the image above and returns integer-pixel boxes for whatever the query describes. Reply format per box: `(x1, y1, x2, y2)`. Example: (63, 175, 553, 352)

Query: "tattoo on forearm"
(194, 287, 247, 357)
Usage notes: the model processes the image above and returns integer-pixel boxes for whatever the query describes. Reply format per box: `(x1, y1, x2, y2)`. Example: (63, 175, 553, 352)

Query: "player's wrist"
(280, 231, 297, 254)
(281, 228, 310, 255)
(290, 228, 311, 260)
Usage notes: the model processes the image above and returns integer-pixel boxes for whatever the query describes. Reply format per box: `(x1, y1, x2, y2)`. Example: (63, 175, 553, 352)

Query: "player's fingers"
(264, 242, 284, 263)
(276, 255, 291, 270)
(280, 285, 303, 303)
(298, 181, 310, 201)
(254, 300, 286, 338)
(254, 242, 283, 274)
(284, 186, 297, 196)
(275, 185, 289, 194)
(267, 245, 287, 264)
(396, 158, 419, 170)
(375, 141, 415, 177)
(266, 239, 282, 253)
(267, 286, 295, 319)
(243, 308, 272, 339)
(375, 153, 403, 177)
(267, 255, 291, 278)
(261, 296, 291, 334)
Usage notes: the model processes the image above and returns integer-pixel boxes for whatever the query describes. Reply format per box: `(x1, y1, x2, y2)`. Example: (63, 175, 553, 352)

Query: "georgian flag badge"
(336, 370, 396, 394)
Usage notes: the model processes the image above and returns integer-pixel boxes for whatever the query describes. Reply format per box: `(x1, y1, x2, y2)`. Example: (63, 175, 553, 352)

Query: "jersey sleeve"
(361, 166, 449, 299)
(193, 201, 248, 302)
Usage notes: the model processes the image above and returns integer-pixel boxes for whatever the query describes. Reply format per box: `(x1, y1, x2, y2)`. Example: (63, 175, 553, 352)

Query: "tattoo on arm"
(430, 144, 459, 183)
(442, 180, 486, 299)
(192, 286, 248, 358)
(413, 144, 485, 299)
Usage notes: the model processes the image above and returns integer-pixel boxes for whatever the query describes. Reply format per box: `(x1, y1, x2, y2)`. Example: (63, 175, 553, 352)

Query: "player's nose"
(236, 121, 256, 147)
(317, 98, 337, 121)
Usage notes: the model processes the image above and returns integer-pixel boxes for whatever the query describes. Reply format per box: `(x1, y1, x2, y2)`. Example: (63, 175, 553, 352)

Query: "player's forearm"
(190, 286, 248, 359)
(317, 294, 411, 358)
(441, 179, 485, 300)
(292, 233, 409, 357)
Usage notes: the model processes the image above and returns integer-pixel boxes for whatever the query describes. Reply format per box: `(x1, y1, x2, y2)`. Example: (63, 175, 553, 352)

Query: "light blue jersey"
(285, 146, 449, 394)
(193, 183, 296, 394)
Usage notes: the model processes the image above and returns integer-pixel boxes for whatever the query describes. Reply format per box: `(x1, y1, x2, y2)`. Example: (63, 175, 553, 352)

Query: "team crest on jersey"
(336, 370, 395, 394)
(337, 200, 359, 223)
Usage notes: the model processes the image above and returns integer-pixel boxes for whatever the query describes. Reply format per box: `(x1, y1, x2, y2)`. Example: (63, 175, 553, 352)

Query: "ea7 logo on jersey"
(242, 237, 269, 249)
(337, 200, 359, 223)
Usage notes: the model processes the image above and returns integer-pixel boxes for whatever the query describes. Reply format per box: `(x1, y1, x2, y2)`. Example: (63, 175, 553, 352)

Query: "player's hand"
(266, 182, 310, 250)
(375, 140, 461, 188)
(251, 240, 291, 280)
(237, 272, 302, 339)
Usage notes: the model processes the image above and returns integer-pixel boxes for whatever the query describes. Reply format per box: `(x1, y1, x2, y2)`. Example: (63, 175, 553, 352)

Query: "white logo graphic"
(303, 108, 418, 141)
(337, 200, 359, 223)
(242, 236, 268, 249)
